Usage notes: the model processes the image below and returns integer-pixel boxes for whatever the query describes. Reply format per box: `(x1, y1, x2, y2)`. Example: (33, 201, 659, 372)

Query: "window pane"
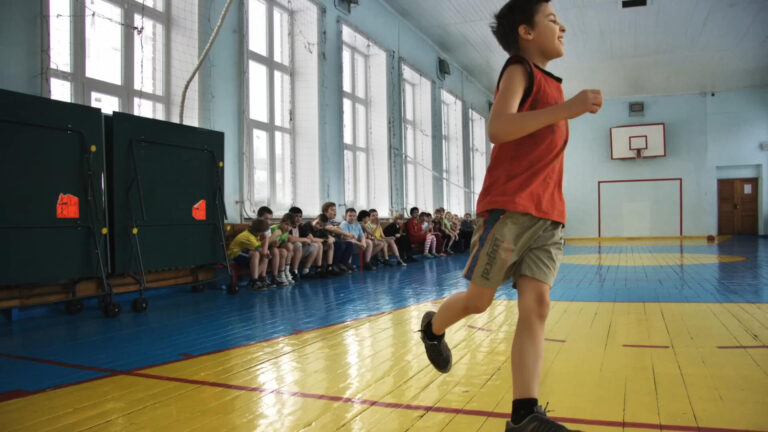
(249, 60, 268, 122)
(405, 124, 414, 157)
(252, 129, 269, 203)
(274, 131, 293, 206)
(406, 163, 415, 208)
(356, 151, 367, 205)
(134, 98, 165, 120)
(342, 47, 352, 93)
(50, 78, 71, 102)
(344, 149, 354, 205)
(355, 102, 366, 149)
(85, 0, 122, 85)
(49, 0, 71, 72)
(248, 0, 267, 56)
(354, 52, 366, 98)
(274, 70, 290, 127)
(343, 98, 353, 145)
(273, 7, 290, 65)
(139, 0, 164, 12)
(134, 15, 164, 95)
(91, 91, 120, 114)
(404, 83, 414, 121)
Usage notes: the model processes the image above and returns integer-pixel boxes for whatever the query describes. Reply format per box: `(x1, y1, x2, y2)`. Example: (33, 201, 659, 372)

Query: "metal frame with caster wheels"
(131, 297, 148, 313)
(65, 299, 84, 315)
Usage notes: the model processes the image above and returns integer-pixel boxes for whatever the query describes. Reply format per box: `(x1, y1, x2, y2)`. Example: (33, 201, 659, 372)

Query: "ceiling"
(380, 0, 768, 98)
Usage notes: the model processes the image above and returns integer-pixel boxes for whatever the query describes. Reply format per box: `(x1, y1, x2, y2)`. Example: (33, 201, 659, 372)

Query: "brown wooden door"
(718, 178, 758, 235)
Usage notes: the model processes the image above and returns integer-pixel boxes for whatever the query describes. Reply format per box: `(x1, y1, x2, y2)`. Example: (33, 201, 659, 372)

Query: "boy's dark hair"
(318, 214, 329, 223)
(289, 206, 302, 215)
(280, 213, 294, 224)
(321, 202, 336, 214)
(491, 0, 550, 55)
(368, 208, 377, 215)
(419, 212, 428, 219)
(410, 207, 419, 215)
(248, 218, 269, 235)
(357, 210, 370, 222)
(257, 206, 273, 217)
(345, 207, 357, 215)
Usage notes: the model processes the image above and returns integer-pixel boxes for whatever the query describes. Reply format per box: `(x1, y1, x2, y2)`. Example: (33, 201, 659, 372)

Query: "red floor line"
(0, 297, 442, 399)
(1, 353, 765, 432)
(0, 390, 31, 403)
(717, 345, 768, 349)
(623, 344, 670, 349)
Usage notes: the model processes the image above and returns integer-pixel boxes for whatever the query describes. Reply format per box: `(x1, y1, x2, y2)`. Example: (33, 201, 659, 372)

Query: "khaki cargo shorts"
(463, 209, 563, 289)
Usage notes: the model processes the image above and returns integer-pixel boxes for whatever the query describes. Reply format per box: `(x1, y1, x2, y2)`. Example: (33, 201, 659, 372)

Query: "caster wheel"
(131, 297, 148, 313)
(65, 299, 84, 315)
(191, 284, 205, 293)
(103, 302, 121, 318)
(226, 283, 239, 295)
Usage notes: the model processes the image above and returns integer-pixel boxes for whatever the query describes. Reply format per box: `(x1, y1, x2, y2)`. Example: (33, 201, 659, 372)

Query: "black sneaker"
(505, 406, 582, 432)
(419, 311, 452, 373)
(248, 278, 267, 291)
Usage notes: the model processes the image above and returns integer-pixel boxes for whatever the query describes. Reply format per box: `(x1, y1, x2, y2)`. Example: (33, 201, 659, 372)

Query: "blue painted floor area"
(1, 236, 766, 394)
(0, 357, 107, 393)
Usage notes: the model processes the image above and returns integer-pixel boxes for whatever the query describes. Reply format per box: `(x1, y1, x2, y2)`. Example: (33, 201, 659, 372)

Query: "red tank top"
(476, 56, 568, 225)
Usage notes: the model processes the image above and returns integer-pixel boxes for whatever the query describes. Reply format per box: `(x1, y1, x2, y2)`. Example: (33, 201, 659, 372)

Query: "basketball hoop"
(610, 124, 666, 160)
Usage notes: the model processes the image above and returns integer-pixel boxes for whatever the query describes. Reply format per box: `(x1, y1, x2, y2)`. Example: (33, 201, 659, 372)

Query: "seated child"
(226, 219, 270, 290)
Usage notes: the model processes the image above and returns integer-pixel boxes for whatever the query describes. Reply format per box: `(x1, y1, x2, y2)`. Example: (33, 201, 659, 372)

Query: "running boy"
(418, 1, 602, 431)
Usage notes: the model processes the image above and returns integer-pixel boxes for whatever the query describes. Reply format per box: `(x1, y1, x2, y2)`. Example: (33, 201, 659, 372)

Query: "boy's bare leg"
(511, 276, 550, 399)
(279, 248, 287, 270)
(370, 240, 389, 259)
(258, 255, 268, 277)
(364, 239, 374, 262)
(291, 244, 301, 272)
(387, 238, 401, 260)
(270, 246, 279, 276)
(326, 242, 334, 265)
(430, 281, 496, 335)
(248, 251, 260, 279)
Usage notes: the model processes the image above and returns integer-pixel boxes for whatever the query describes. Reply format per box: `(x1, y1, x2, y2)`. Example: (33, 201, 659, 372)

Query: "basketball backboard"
(610, 123, 666, 159)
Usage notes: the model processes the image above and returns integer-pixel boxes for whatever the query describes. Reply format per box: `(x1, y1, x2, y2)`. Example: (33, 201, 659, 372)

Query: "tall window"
(46, 0, 169, 119)
(470, 109, 489, 212)
(402, 63, 433, 213)
(342, 24, 389, 212)
(245, 0, 319, 214)
(441, 89, 465, 214)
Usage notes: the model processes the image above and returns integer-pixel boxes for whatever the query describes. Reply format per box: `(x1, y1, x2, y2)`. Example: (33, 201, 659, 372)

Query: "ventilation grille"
(622, 0, 647, 8)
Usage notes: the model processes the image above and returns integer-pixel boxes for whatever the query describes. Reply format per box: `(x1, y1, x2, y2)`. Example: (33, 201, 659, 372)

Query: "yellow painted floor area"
(564, 237, 730, 246)
(561, 253, 747, 266)
(1, 301, 767, 431)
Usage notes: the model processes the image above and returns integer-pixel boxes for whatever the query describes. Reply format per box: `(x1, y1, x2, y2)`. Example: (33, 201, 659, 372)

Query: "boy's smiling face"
(526, 3, 566, 61)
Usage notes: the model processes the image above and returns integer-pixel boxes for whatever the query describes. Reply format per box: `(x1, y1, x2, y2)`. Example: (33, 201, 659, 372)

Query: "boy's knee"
(520, 292, 550, 322)
(465, 293, 493, 314)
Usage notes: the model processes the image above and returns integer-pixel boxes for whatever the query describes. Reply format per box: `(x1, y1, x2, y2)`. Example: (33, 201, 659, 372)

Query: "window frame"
(244, 0, 295, 212)
(42, 0, 170, 119)
(401, 61, 433, 213)
(440, 88, 465, 214)
(341, 37, 371, 209)
(469, 108, 489, 212)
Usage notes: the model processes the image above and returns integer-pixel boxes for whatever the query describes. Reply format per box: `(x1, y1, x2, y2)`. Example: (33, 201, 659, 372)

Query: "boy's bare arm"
(488, 64, 602, 144)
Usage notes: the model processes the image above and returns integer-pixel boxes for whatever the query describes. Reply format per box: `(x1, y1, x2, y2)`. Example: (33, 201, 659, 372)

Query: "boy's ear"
(519, 24, 534, 41)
